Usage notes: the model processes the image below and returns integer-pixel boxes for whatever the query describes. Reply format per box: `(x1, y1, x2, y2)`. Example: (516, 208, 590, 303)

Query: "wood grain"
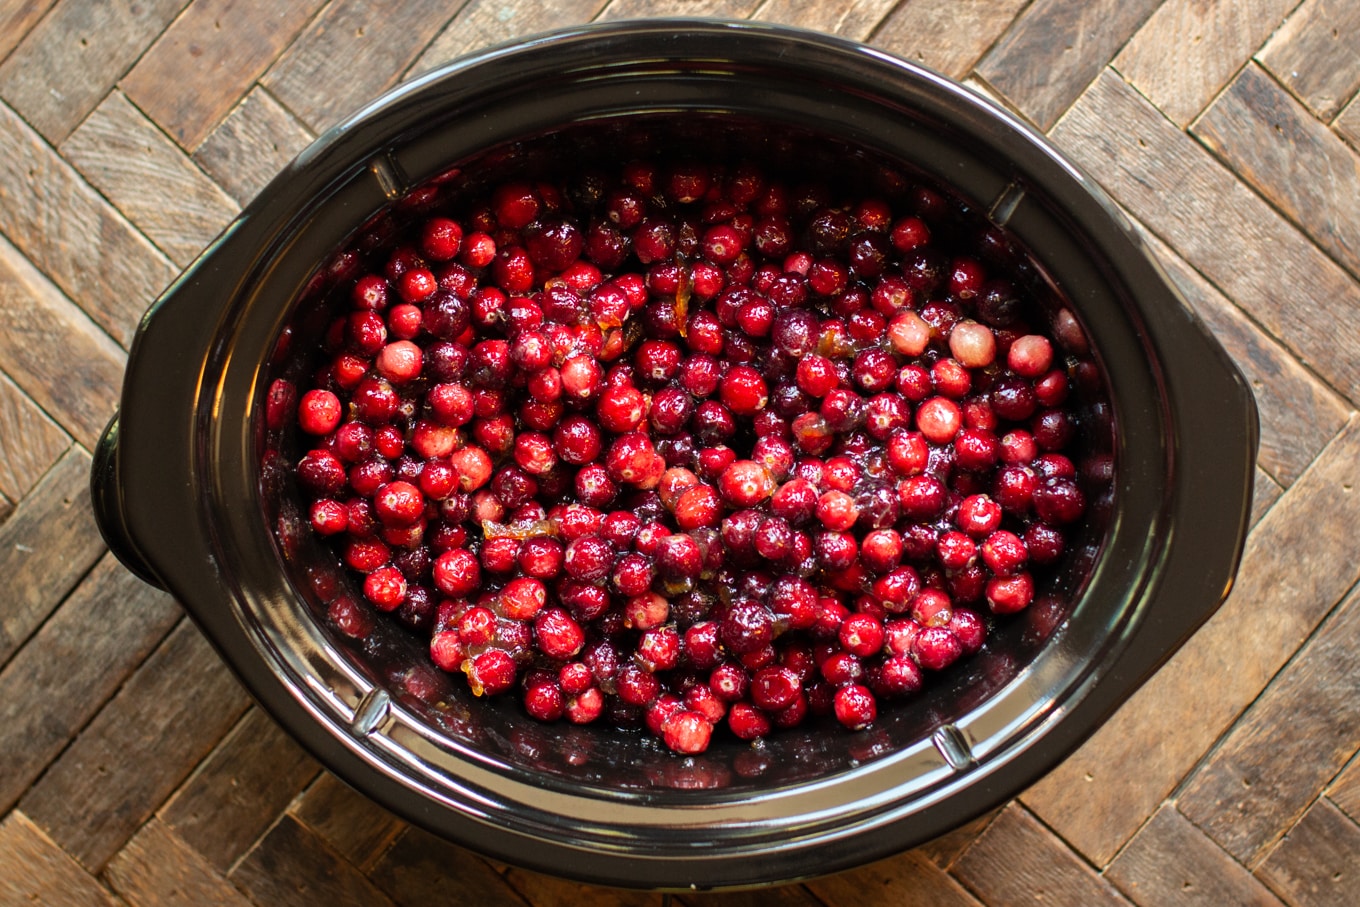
(0, 812, 122, 907)
(0, 237, 126, 451)
(408, 0, 610, 78)
(1023, 415, 1360, 866)
(120, 0, 324, 151)
(1194, 62, 1360, 282)
(679, 884, 824, 907)
(871, 0, 1029, 81)
(291, 772, 405, 872)
(1255, 799, 1360, 907)
(0, 100, 177, 348)
(952, 804, 1132, 906)
(1051, 69, 1360, 406)
(1177, 582, 1360, 865)
(61, 90, 240, 268)
(262, 0, 458, 134)
(0, 0, 189, 143)
(1256, 0, 1360, 121)
(0, 554, 180, 813)
(752, 0, 899, 40)
(104, 819, 254, 907)
(19, 619, 251, 871)
(1134, 221, 1350, 488)
(0, 0, 60, 66)
(914, 809, 1000, 870)
(0, 368, 70, 501)
(1329, 755, 1360, 824)
(1334, 92, 1360, 152)
(1251, 467, 1283, 528)
(1105, 807, 1284, 906)
(232, 814, 399, 907)
(0, 446, 104, 668)
(805, 848, 983, 907)
(160, 706, 320, 872)
(976, 0, 1163, 130)
(1113, 0, 1300, 126)
(505, 866, 655, 907)
(193, 87, 314, 206)
(366, 825, 525, 907)
(600, 0, 760, 19)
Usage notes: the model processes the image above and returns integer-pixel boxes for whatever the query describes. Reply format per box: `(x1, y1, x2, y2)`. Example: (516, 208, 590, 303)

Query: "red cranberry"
(833, 684, 877, 730)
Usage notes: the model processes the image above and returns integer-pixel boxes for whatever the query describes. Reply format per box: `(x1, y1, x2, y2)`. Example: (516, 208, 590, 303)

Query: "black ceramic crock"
(91, 19, 1257, 890)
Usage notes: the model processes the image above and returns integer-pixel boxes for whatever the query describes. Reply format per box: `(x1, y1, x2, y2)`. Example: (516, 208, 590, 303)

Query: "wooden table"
(1, 1, 1358, 904)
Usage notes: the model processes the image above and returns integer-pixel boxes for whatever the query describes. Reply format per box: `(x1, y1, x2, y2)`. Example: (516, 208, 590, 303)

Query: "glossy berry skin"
(297, 389, 342, 435)
(287, 157, 1095, 757)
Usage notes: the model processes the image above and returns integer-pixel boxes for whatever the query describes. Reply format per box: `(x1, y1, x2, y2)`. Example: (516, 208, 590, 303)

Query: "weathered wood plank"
(1133, 221, 1351, 488)
(0, 368, 70, 501)
(1177, 582, 1360, 865)
(0, 0, 189, 143)
(505, 867, 653, 907)
(1256, 0, 1360, 121)
(1193, 62, 1360, 282)
(0, 235, 127, 451)
(976, 0, 1163, 130)
(871, 0, 1029, 81)
(600, 0, 760, 20)
(0, 812, 122, 907)
(104, 819, 254, 907)
(678, 883, 823, 907)
(913, 809, 999, 871)
(951, 804, 1132, 906)
(232, 814, 398, 907)
(62, 90, 240, 268)
(1051, 69, 1360, 407)
(160, 706, 320, 872)
(1255, 799, 1360, 907)
(1251, 467, 1283, 529)
(408, 0, 609, 79)
(1023, 415, 1360, 866)
(1105, 807, 1284, 906)
(1329, 753, 1360, 824)
(804, 848, 982, 906)
(291, 772, 404, 872)
(368, 825, 525, 906)
(1113, 0, 1300, 127)
(0, 446, 104, 668)
(752, 0, 899, 41)
(20, 619, 251, 872)
(0, 0, 60, 65)
(0, 99, 177, 349)
(0, 554, 179, 814)
(120, 0, 324, 151)
(262, 0, 460, 134)
(193, 87, 314, 207)
(1334, 92, 1360, 152)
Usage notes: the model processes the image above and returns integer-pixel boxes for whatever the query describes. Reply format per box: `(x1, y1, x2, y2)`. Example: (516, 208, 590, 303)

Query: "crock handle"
(91, 414, 166, 589)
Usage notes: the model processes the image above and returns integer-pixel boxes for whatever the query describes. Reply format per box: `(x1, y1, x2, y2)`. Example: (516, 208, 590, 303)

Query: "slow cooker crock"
(91, 19, 1257, 890)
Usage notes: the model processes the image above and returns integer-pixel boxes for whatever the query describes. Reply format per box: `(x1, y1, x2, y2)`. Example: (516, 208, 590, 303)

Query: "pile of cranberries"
(282, 154, 1090, 755)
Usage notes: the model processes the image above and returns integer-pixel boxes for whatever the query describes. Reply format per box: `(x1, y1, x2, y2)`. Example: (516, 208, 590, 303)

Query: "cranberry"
(833, 684, 877, 730)
(285, 155, 1098, 756)
(719, 365, 768, 416)
(297, 390, 342, 435)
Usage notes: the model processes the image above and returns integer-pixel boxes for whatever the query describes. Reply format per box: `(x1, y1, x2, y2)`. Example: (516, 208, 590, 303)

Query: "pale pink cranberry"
(376, 340, 423, 383)
(948, 320, 996, 368)
(1009, 334, 1055, 378)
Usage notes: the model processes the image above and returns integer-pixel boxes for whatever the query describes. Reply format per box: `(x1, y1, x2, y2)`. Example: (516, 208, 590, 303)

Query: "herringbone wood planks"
(1, 2, 1358, 905)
